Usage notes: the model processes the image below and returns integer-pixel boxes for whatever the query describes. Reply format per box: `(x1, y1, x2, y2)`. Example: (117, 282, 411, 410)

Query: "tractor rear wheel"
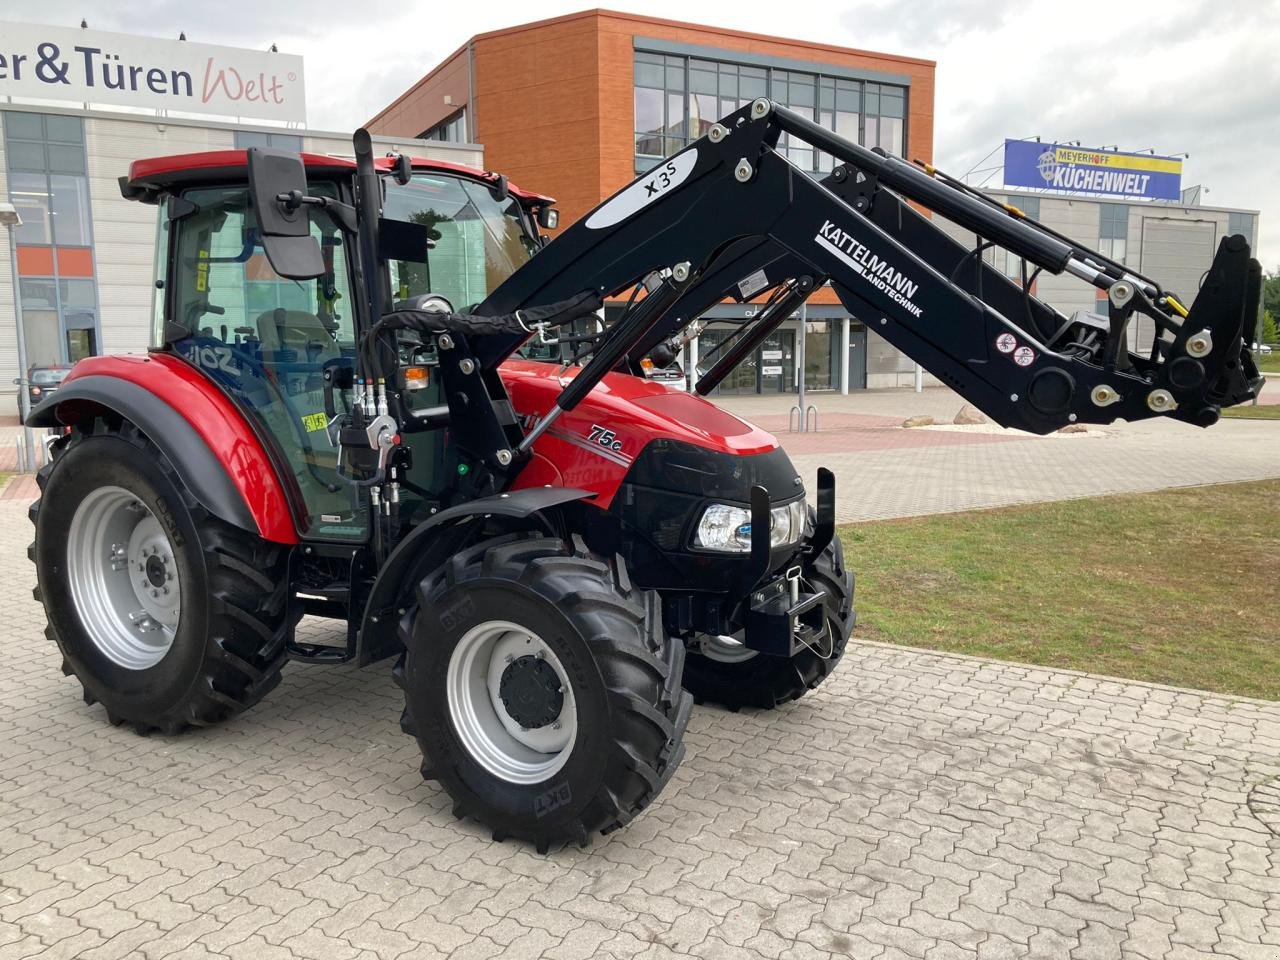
(396, 533, 692, 853)
(30, 420, 291, 735)
(681, 533, 854, 711)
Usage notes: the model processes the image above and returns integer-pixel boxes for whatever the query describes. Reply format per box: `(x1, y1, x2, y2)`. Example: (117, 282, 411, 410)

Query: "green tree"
(1264, 271, 1280, 321)
(1262, 309, 1278, 345)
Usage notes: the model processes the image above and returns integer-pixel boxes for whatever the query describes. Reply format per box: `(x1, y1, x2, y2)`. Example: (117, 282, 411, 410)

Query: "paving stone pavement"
(2, 499, 1279, 960)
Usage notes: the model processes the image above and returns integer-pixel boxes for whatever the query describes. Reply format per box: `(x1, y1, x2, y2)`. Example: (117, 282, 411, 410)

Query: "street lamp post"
(0, 201, 36, 473)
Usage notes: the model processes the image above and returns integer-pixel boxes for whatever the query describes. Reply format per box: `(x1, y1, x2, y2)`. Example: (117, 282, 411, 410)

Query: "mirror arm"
(274, 191, 358, 234)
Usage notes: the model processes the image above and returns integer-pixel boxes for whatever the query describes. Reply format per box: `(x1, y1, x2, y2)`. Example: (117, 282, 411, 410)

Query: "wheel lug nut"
(504, 654, 514, 664)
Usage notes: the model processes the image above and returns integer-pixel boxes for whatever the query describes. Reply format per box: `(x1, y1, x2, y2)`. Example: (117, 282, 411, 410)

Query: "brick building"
(368, 9, 938, 391)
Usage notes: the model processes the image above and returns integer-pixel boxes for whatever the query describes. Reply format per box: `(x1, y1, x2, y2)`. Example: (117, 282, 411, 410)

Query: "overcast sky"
(9, 0, 1279, 267)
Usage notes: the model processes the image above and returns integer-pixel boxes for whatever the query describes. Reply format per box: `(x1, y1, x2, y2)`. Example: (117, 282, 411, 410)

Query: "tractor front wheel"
(681, 533, 854, 711)
(31, 420, 291, 735)
(397, 533, 692, 852)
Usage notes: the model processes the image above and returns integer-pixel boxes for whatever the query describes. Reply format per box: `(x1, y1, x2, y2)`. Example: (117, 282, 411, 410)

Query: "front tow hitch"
(745, 565, 827, 657)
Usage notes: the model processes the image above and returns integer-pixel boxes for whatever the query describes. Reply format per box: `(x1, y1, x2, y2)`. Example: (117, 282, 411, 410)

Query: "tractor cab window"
(382, 174, 537, 311)
(167, 183, 367, 541)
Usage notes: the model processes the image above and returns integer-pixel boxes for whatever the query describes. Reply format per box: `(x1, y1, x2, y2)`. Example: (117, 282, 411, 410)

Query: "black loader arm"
(477, 99, 1263, 435)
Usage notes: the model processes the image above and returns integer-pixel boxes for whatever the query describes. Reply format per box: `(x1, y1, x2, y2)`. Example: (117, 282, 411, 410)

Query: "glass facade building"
(634, 51, 907, 177)
(632, 49, 910, 394)
(3, 112, 101, 369)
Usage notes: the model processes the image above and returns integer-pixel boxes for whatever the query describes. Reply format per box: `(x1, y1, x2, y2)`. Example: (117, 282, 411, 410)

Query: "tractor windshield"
(383, 173, 537, 310)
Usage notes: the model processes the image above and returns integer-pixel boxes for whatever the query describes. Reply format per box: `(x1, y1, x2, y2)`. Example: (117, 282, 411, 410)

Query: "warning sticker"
(1013, 346, 1036, 367)
(995, 333, 1017, 354)
(301, 412, 328, 432)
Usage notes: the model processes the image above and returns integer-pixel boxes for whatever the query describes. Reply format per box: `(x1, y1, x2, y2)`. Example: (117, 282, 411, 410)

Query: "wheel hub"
(498, 655, 564, 730)
(144, 554, 167, 588)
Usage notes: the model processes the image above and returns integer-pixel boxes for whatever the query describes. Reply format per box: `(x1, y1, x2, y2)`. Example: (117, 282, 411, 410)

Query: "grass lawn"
(1221, 404, 1280, 420)
(839, 479, 1280, 700)
(1256, 353, 1280, 374)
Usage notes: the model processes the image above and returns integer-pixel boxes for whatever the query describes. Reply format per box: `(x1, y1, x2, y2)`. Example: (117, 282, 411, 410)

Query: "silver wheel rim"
(446, 620, 578, 784)
(701, 633, 759, 664)
(66, 486, 182, 671)
(700, 615, 835, 664)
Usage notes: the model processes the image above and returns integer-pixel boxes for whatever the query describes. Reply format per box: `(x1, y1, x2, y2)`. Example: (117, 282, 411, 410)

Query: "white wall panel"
(86, 117, 235, 357)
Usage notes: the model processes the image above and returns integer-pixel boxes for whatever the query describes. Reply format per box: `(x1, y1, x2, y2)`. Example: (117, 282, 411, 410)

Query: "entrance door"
(848, 324, 867, 389)
(698, 326, 796, 394)
(758, 329, 795, 393)
(698, 327, 757, 394)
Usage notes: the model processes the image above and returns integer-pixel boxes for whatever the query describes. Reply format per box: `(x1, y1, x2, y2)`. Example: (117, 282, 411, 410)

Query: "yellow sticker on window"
(195, 249, 209, 294)
(301, 412, 328, 432)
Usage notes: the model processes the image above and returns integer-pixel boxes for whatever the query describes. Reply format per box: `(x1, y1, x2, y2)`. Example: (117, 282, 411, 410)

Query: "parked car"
(17, 365, 72, 419)
(1252, 342, 1273, 355)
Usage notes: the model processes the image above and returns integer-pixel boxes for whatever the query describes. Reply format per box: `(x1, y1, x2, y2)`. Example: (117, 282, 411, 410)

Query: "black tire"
(29, 419, 291, 735)
(396, 532, 693, 853)
(681, 533, 855, 710)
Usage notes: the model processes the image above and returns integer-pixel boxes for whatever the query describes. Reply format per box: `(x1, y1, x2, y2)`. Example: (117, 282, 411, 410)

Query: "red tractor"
(28, 104, 1262, 852)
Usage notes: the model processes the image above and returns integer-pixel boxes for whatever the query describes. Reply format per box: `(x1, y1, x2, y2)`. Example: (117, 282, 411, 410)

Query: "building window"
(1098, 202, 1128, 264)
(1227, 211, 1256, 246)
(863, 83, 905, 156)
(234, 130, 304, 151)
(3, 111, 100, 367)
(420, 109, 467, 143)
(634, 51, 908, 176)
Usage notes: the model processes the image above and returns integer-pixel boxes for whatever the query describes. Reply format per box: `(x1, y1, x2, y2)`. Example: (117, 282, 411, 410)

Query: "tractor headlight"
(693, 499, 807, 553)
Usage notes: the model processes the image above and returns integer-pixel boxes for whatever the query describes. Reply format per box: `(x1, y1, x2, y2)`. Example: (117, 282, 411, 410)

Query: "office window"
(816, 77, 861, 172)
(864, 83, 905, 156)
(1098, 202, 1128, 264)
(420, 110, 467, 144)
(1227, 211, 1255, 246)
(3, 111, 100, 367)
(635, 52, 687, 173)
(686, 59, 764, 145)
(634, 51, 907, 176)
(774, 69, 817, 171)
(234, 130, 304, 151)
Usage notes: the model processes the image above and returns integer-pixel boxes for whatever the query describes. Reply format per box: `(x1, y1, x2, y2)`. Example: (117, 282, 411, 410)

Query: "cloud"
(839, 0, 1024, 48)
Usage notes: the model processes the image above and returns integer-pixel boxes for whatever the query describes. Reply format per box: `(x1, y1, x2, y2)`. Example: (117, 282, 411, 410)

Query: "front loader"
(28, 101, 1261, 852)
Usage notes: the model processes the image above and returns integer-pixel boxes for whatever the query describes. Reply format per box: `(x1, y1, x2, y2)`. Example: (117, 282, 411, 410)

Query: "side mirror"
(246, 147, 325, 280)
(537, 207, 560, 230)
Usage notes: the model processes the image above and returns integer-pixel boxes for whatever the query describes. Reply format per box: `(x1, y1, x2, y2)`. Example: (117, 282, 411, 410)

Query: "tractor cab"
(123, 147, 557, 542)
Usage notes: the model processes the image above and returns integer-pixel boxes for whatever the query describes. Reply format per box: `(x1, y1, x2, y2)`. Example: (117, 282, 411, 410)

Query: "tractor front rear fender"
(355, 486, 596, 666)
(27, 355, 298, 545)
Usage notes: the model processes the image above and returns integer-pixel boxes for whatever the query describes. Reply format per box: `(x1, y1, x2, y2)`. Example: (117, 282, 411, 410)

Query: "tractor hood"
(498, 358, 781, 508)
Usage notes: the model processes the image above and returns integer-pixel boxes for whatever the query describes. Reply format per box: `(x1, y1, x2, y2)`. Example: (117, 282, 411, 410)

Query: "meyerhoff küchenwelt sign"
(0, 22, 305, 123)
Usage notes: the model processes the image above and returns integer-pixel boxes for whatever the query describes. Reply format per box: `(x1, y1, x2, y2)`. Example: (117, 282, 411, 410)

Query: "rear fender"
(27, 354, 298, 544)
(355, 486, 595, 666)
